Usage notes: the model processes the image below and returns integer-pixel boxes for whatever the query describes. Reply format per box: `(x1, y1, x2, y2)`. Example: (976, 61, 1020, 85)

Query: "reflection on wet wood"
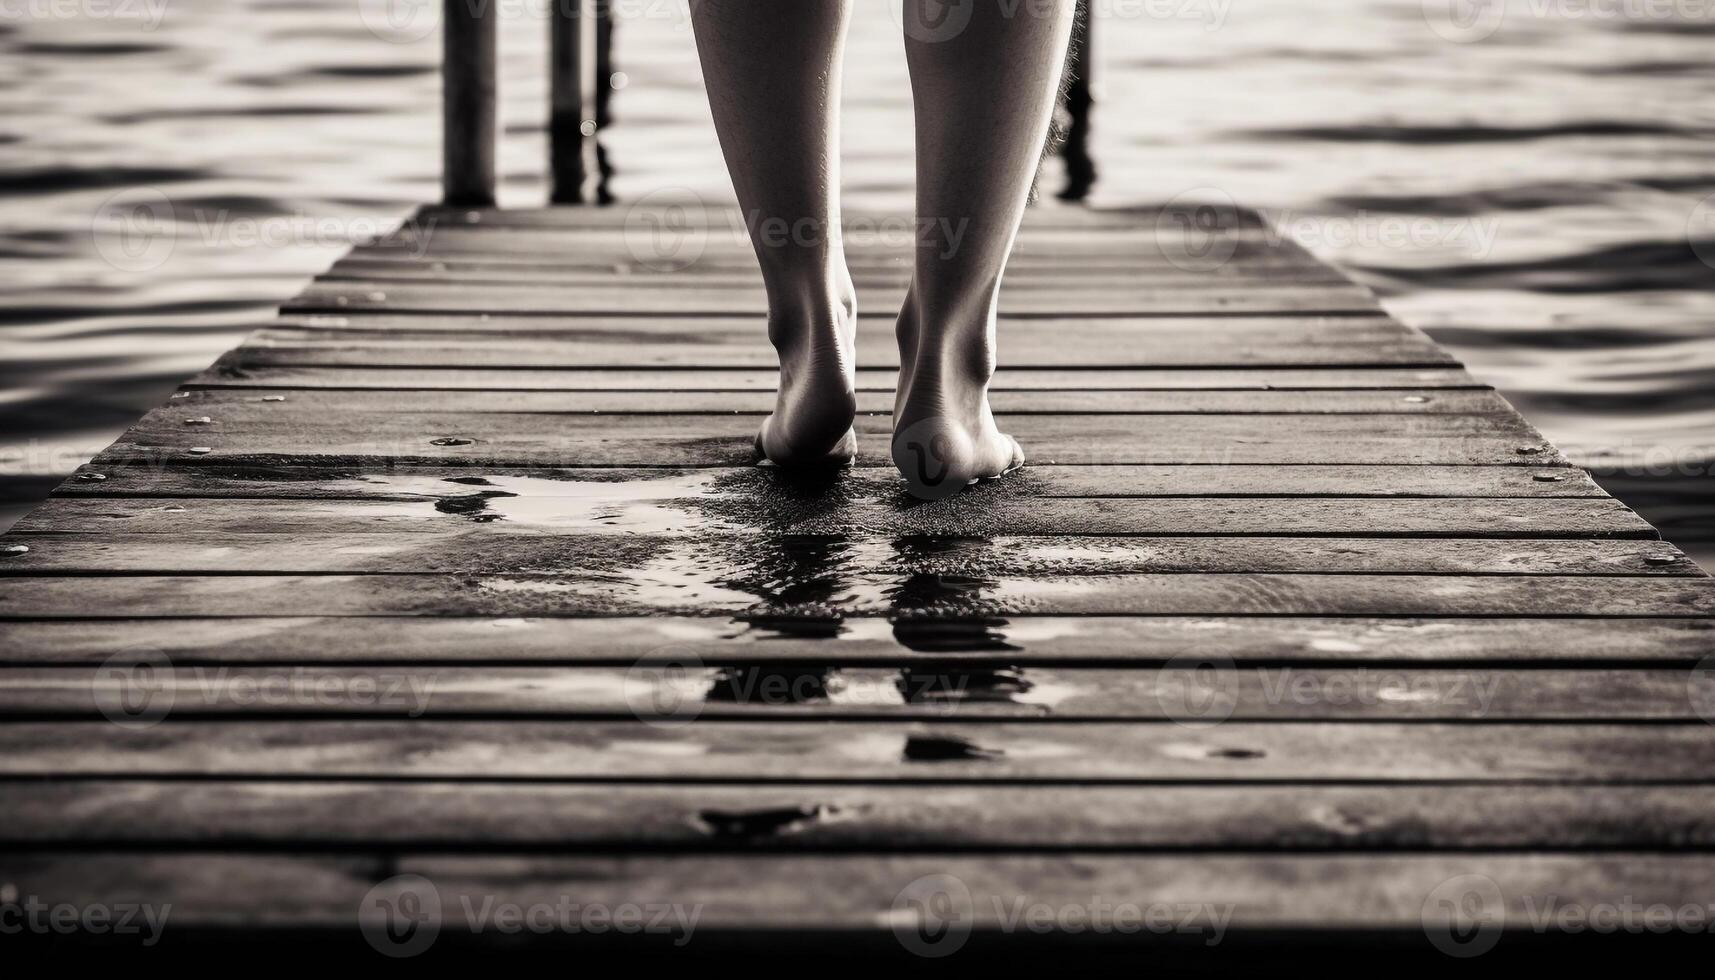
(2, 203, 1711, 951)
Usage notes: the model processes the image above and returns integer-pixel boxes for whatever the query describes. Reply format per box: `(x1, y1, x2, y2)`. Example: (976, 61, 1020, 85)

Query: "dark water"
(3, 0, 1713, 564)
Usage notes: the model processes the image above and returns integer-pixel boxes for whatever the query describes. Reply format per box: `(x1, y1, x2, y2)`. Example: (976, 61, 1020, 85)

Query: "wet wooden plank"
(52, 462, 1610, 500)
(1, 616, 1706, 666)
(10, 781, 1715, 849)
(1, 574, 1708, 619)
(153, 386, 1515, 416)
(13, 496, 1649, 539)
(189, 363, 1485, 392)
(2, 534, 1687, 576)
(0, 666, 1702, 721)
(286, 281, 1383, 316)
(325, 259, 1357, 286)
(6, 851, 1713, 943)
(95, 412, 1559, 467)
(243, 317, 1453, 368)
(5, 720, 1715, 781)
(414, 202, 1278, 231)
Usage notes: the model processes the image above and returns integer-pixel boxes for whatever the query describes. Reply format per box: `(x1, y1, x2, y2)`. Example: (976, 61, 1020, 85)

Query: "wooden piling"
(442, 0, 498, 206)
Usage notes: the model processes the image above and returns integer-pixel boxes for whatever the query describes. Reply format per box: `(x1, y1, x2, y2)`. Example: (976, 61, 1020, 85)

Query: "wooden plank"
(6, 851, 1714, 943)
(189, 363, 1486, 392)
(414, 203, 1279, 231)
(9, 781, 1715, 849)
(12, 496, 1650, 539)
(0, 574, 1708, 618)
(285, 281, 1383, 316)
(244, 317, 1454, 369)
(1, 616, 1706, 665)
(0, 666, 1702, 721)
(2, 534, 1688, 576)
(94, 413, 1560, 466)
(324, 259, 1358, 286)
(5, 720, 1715, 781)
(51, 462, 1611, 500)
(149, 386, 1516, 416)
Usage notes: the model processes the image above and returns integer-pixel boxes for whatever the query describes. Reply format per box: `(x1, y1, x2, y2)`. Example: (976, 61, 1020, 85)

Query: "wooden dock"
(3, 202, 1715, 961)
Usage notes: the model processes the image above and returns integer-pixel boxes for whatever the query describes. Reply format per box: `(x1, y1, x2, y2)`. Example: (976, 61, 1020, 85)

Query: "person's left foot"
(755, 273, 859, 467)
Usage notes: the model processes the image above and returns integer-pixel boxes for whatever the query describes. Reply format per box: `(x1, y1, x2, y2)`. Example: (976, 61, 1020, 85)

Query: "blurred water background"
(3, 0, 1712, 564)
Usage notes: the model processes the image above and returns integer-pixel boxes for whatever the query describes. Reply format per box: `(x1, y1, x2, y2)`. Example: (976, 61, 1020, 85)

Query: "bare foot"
(891, 294, 1024, 499)
(756, 272, 859, 467)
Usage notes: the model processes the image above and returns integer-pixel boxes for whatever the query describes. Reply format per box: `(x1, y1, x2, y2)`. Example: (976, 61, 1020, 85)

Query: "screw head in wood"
(1644, 554, 1681, 567)
(430, 437, 474, 447)
(0, 544, 28, 557)
(186, 447, 212, 456)
(1532, 473, 1567, 482)
(183, 416, 213, 425)
(77, 472, 107, 482)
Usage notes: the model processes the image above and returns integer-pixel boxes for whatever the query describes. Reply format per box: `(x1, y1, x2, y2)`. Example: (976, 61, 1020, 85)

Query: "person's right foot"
(890, 295, 1024, 498)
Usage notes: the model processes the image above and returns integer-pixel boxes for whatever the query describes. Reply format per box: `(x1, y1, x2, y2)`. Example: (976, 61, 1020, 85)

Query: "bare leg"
(691, 0, 858, 466)
(894, 0, 1075, 494)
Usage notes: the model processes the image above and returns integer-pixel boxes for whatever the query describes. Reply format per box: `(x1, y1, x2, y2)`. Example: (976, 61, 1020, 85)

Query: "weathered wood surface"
(7, 851, 1713, 940)
(1, 534, 1689, 575)
(9, 781, 1715, 848)
(7, 720, 1715, 781)
(2, 616, 1710, 665)
(50, 463, 1609, 499)
(1, 203, 1710, 954)
(10, 495, 1655, 538)
(0, 666, 1703, 720)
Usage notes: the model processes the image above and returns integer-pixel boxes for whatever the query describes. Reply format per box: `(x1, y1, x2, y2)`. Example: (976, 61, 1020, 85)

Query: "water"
(3, 0, 1713, 564)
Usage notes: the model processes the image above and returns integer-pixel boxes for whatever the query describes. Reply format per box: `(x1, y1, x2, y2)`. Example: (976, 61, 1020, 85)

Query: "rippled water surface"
(3, 0, 1713, 563)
